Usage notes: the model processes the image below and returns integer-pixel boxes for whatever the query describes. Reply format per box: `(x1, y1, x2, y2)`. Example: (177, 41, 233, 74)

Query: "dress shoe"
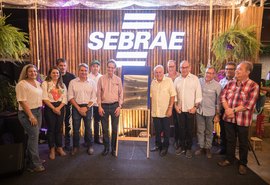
(49, 147, 55, 160)
(102, 148, 109, 156)
(71, 147, 79, 156)
(64, 146, 72, 152)
(206, 149, 212, 159)
(111, 150, 116, 157)
(239, 165, 247, 175)
(56, 147, 67, 156)
(94, 139, 103, 145)
(150, 146, 160, 152)
(159, 148, 168, 157)
(87, 146, 94, 155)
(218, 160, 231, 167)
(28, 165, 45, 172)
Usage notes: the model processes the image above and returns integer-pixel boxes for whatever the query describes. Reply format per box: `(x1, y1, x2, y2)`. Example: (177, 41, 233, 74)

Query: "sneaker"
(28, 165, 45, 172)
(206, 149, 212, 159)
(218, 160, 231, 167)
(239, 165, 247, 175)
(150, 146, 160, 152)
(87, 146, 94, 155)
(175, 147, 185, 155)
(195, 148, 203, 156)
(185, 150, 192, 159)
(159, 148, 168, 157)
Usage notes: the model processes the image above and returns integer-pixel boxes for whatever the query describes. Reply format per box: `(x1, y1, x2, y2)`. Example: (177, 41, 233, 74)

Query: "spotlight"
(240, 5, 246, 13)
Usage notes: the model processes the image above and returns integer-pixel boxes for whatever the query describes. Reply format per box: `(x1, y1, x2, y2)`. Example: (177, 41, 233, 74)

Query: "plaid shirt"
(220, 78, 259, 127)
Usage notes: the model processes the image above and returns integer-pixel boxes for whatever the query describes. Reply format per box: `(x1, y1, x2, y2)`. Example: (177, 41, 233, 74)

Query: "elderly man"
(97, 59, 123, 156)
(174, 60, 202, 158)
(218, 61, 259, 175)
(88, 60, 103, 144)
(165, 60, 180, 148)
(56, 58, 76, 151)
(218, 61, 236, 155)
(195, 66, 221, 159)
(68, 63, 96, 156)
(150, 65, 176, 157)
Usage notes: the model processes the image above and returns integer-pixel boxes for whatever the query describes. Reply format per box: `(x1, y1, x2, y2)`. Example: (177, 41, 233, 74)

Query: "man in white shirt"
(88, 60, 103, 144)
(174, 60, 202, 158)
(68, 63, 96, 156)
(150, 65, 176, 157)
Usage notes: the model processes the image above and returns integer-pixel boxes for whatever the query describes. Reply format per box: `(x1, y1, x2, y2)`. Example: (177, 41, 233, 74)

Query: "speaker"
(250, 63, 262, 85)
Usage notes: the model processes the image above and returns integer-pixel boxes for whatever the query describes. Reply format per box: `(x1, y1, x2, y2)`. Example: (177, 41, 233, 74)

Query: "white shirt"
(16, 80, 43, 111)
(68, 77, 96, 105)
(41, 81, 67, 104)
(150, 76, 176, 117)
(174, 73, 202, 112)
(88, 72, 102, 106)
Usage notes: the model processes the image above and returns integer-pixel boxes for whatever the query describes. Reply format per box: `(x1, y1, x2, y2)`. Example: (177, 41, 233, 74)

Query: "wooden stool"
(250, 137, 263, 151)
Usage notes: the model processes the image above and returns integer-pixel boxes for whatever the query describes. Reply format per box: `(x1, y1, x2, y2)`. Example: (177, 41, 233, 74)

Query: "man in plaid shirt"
(218, 61, 259, 175)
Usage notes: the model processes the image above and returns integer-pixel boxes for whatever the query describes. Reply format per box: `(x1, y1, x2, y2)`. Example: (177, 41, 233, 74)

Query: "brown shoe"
(206, 149, 212, 159)
(195, 148, 203, 156)
(218, 160, 231, 167)
(49, 147, 55, 160)
(239, 165, 247, 175)
(56, 147, 67, 156)
(71, 147, 79, 156)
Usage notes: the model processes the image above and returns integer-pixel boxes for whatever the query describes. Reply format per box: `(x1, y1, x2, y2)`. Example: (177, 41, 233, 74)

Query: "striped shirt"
(220, 79, 259, 127)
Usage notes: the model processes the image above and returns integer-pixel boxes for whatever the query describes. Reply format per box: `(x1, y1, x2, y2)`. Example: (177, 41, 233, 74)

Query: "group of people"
(16, 58, 259, 175)
(16, 59, 123, 172)
(150, 60, 259, 175)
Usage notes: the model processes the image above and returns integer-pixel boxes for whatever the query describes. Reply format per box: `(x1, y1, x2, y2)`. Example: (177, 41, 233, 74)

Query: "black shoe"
(159, 148, 168, 157)
(102, 148, 109, 156)
(87, 146, 94, 155)
(150, 146, 160, 152)
(94, 140, 103, 145)
(111, 150, 116, 157)
(64, 146, 72, 151)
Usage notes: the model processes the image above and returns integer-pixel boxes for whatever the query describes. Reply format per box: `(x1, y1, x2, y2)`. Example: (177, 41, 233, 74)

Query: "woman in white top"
(16, 64, 45, 172)
(42, 66, 67, 160)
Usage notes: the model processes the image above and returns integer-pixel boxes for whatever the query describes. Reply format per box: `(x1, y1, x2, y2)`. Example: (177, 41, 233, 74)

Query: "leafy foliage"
(0, 80, 17, 112)
(0, 15, 29, 61)
(212, 24, 261, 64)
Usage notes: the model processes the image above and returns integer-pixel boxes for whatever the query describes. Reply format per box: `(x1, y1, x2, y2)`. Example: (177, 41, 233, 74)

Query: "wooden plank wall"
(28, 9, 233, 76)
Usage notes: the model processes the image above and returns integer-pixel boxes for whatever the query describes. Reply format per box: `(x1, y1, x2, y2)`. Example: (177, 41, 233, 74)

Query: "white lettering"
(103, 32, 120, 50)
(169, 32, 185, 50)
(134, 32, 151, 50)
(118, 32, 134, 50)
(149, 32, 167, 49)
(88, 32, 104, 50)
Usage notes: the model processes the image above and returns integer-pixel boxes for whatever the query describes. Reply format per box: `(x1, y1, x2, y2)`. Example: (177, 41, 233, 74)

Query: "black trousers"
(93, 106, 101, 141)
(64, 103, 72, 147)
(153, 117, 170, 149)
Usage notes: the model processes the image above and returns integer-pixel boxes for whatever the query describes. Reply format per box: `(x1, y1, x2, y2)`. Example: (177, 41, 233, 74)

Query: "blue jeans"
(18, 107, 42, 168)
(72, 105, 93, 148)
(196, 113, 214, 149)
(101, 102, 119, 150)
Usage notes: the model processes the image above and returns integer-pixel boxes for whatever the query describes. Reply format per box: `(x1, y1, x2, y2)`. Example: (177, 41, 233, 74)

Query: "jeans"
(196, 113, 214, 149)
(72, 105, 93, 148)
(44, 102, 64, 148)
(18, 107, 42, 168)
(177, 112, 195, 150)
(225, 121, 249, 165)
(64, 103, 72, 147)
(100, 102, 119, 150)
(93, 106, 101, 141)
(153, 117, 170, 149)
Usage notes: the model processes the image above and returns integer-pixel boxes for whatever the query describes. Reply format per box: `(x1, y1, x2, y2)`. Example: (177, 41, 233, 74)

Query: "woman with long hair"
(16, 64, 45, 172)
(42, 66, 67, 159)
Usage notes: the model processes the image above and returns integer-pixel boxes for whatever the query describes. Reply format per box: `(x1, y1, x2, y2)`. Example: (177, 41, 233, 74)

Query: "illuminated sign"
(88, 13, 185, 67)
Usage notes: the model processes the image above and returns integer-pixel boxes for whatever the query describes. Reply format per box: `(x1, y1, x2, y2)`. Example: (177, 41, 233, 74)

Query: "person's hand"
(53, 107, 61, 115)
(79, 107, 87, 117)
(213, 115, 220, 123)
(99, 106, 105, 116)
(188, 107, 196, 114)
(225, 108, 234, 118)
(114, 107, 121, 117)
(175, 105, 181, 114)
(29, 116, 38, 126)
(166, 107, 172, 117)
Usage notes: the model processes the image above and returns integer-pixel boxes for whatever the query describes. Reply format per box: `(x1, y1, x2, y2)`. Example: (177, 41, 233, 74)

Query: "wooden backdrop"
(28, 9, 234, 76)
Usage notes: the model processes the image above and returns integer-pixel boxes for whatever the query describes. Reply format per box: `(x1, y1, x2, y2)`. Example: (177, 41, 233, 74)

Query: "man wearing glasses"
(219, 62, 236, 155)
(174, 60, 202, 158)
(195, 66, 221, 159)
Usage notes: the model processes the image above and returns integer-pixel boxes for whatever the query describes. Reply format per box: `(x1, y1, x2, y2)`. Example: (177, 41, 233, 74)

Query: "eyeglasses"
(180, 66, 189, 69)
(225, 68, 235, 71)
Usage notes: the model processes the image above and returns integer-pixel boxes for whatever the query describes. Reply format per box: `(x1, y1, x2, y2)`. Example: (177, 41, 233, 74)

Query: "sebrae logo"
(88, 13, 185, 67)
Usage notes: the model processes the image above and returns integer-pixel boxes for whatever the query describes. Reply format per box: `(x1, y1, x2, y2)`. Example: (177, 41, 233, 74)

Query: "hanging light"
(240, 5, 246, 13)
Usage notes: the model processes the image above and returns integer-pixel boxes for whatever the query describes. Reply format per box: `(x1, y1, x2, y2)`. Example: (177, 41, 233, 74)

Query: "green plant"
(0, 15, 29, 61)
(211, 24, 261, 70)
(0, 80, 17, 112)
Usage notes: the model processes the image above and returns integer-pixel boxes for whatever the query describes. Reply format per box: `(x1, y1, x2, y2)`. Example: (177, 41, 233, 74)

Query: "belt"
(78, 104, 88, 107)
(101, 102, 118, 105)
